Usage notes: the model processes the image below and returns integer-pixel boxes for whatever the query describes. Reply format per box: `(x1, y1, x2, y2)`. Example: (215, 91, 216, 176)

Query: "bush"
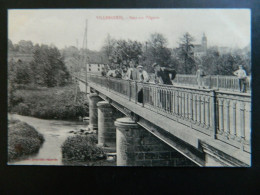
(12, 103, 30, 115)
(61, 135, 105, 161)
(8, 119, 45, 161)
(8, 84, 89, 120)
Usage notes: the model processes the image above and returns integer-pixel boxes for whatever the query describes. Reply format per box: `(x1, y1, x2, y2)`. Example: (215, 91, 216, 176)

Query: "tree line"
(100, 32, 251, 75)
(8, 40, 70, 88)
(8, 31, 251, 89)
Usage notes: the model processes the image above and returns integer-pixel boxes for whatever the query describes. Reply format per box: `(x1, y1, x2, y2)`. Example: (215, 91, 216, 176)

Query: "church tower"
(201, 33, 207, 53)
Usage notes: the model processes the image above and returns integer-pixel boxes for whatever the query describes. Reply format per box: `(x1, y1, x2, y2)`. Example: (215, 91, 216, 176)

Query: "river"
(8, 114, 116, 166)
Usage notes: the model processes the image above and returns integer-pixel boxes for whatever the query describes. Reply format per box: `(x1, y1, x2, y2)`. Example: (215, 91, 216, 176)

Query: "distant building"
(85, 63, 105, 75)
(192, 33, 207, 58)
(217, 47, 231, 55)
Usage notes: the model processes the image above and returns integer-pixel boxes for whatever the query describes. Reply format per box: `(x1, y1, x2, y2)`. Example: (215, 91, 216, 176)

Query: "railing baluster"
(240, 102, 245, 142)
(194, 95, 197, 123)
(219, 99, 224, 135)
(135, 81, 137, 104)
(166, 89, 169, 113)
(189, 93, 193, 121)
(185, 92, 188, 118)
(175, 90, 178, 115)
(181, 92, 184, 118)
(183, 92, 186, 118)
(201, 96, 205, 127)
(129, 80, 131, 101)
(206, 96, 210, 128)
(197, 96, 201, 124)
(231, 101, 237, 139)
(211, 90, 217, 139)
(225, 100, 230, 138)
(170, 90, 173, 114)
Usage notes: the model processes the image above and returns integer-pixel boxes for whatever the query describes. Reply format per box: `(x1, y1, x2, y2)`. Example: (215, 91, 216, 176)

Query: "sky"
(8, 9, 251, 51)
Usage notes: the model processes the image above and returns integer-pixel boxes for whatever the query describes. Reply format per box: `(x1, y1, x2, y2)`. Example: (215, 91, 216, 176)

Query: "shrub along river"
(8, 114, 116, 166)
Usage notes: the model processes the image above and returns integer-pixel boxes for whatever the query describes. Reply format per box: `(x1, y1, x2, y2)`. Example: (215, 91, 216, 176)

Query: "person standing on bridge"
(233, 65, 247, 92)
(196, 65, 206, 89)
(152, 63, 176, 112)
(121, 65, 128, 80)
(125, 60, 139, 81)
(137, 65, 149, 83)
(152, 63, 176, 85)
(136, 65, 150, 103)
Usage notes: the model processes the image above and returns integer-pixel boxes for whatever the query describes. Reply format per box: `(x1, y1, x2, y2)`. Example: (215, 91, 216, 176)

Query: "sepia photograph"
(7, 9, 251, 167)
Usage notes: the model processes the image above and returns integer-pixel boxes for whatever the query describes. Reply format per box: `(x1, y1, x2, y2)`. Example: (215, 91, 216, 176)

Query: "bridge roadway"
(75, 73, 251, 166)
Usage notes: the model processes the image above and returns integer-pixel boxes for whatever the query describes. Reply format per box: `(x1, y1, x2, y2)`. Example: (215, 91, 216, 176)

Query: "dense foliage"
(8, 40, 70, 88)
(8, 40, 88, 120)
(9, 84, 88, 120)
(142, 33, 173, 72)
(176, 32, 196, 74)
(8, 119, 45, 161)
(61, 135, 105, 161)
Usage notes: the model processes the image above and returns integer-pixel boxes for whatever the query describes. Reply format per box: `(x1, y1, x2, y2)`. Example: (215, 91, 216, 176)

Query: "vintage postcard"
(7, 9, 251, 167)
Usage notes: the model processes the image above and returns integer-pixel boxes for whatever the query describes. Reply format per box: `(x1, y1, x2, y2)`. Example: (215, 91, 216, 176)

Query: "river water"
(8, 114, 116, 166)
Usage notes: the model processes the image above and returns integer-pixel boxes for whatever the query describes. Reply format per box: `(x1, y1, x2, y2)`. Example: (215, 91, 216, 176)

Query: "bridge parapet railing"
(143, 84, 215, 136)
(215, 91, 251, 151)
(175, 74, 251, 93)
(85, 73, 251, 151)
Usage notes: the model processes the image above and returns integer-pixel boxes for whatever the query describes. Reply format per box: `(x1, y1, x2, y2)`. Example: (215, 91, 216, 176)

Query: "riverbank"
(9, 83, 88, 120)
(8, 118, 45, 162)
(8, 114, 116, 166)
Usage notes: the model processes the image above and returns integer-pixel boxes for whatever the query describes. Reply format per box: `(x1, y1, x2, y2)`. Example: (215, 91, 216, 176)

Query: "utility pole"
(83, 19, 89, 94)
(74, 19, 89, 103)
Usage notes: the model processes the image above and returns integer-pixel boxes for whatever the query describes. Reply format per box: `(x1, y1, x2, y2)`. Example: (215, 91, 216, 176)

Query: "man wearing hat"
(152, 63, 176, 85)
(137, 65, 149, 82)
(125, 60, 139, 80)
(136, 65, 149, 103)
(152, 63, 176, 111)
(233, 65, 247, 92)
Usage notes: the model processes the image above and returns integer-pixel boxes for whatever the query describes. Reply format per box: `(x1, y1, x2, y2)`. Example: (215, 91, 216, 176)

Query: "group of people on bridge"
(100, 59, 249, 94)
(101, 60, 177, 86)
(100, 60, 177, 105)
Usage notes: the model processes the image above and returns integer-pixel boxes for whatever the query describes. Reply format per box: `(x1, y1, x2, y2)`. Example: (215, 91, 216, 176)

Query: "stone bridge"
(74, 73, 251, 167)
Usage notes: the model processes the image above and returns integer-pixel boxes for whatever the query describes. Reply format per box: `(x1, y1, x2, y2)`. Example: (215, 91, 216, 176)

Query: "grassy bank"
(8, 119, 45, 161)
(9, 83, 88, 120)
(61, 135, 106, 162)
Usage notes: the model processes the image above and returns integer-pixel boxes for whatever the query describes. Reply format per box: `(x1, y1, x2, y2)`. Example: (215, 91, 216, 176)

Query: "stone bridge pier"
(97, 101, 124, 149)
(88, 92, 197, 166)
(88, 93, 102, 131)
(115, 117, 196, 166)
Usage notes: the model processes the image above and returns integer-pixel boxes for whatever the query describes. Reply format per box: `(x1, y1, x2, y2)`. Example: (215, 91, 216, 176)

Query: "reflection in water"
(8, 114, 116, 166)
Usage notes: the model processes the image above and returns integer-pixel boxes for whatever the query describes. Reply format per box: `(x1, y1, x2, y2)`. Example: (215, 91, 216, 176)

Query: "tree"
(18, 40, 34, 53)
(101, 34, 116, 64)
(105, 39, 143, 66)
(201, 46, 251, 76)
(143, 33, 172, 72)
(201, 47, 220, 75)
(30, 44, 70, 87)
(177, 32, 196, 74)
(15, 60, 33, 84)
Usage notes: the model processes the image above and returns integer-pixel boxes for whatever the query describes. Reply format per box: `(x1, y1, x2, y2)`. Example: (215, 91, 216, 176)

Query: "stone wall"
(115, 117, 197, 167)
